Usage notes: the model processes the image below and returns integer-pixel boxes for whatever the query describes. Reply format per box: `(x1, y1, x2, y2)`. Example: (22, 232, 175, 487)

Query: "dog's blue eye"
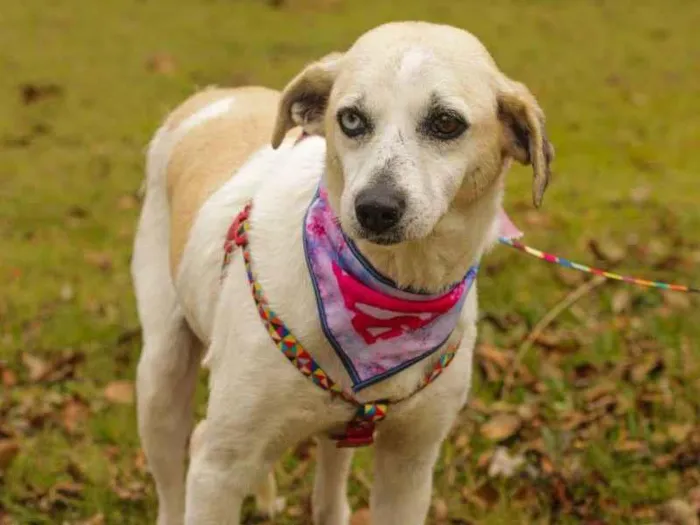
(338, 108, 369, 138)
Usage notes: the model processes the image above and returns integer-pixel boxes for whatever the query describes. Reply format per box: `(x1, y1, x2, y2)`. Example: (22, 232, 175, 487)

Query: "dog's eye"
(337, 108, 369, 138)
(428, 113, 468, 140)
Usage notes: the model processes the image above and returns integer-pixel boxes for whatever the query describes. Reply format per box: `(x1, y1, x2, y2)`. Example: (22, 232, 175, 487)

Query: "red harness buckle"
(226, 205, 251, 248)
(331, 420, 376, 448)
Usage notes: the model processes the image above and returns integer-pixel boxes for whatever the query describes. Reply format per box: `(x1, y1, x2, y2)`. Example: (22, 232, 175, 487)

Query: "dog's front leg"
(370, 433, 442, 525)
(312, 436, 354, 525)
(369, 391, 469, 525)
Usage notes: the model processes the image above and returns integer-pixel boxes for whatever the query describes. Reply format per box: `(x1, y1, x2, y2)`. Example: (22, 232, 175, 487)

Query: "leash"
(498, 237, 699, 294)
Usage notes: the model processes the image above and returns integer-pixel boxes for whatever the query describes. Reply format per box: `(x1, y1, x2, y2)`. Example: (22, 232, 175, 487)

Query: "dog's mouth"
(357, 230, 404, 246)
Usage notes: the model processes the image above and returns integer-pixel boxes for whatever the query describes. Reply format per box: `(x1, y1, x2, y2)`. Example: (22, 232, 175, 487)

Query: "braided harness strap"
(223, 203, 459, 447)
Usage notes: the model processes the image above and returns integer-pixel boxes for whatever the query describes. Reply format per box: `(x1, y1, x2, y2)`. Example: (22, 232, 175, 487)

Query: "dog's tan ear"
(271, 52, 344, 149)
(497, 80, 555, 208)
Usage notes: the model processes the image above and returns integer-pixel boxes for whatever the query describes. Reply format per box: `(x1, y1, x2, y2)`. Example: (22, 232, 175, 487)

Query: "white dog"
(131, 21, 553, 525)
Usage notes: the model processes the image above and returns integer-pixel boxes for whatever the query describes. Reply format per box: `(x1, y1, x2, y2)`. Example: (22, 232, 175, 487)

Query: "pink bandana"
(304, 188, 479, 391)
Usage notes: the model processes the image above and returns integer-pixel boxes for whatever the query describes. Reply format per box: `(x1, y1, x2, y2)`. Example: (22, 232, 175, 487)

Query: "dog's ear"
(271, 52, 345, 149)
(497, 80, 555, 208)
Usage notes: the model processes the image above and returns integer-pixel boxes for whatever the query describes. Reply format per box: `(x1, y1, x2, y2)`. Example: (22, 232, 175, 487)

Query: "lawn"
(1, 0, 699, 523)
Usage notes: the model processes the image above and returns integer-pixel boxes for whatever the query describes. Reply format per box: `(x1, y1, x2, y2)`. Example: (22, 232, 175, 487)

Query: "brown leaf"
(432, 498, 449, 521)
(61, 397, 89, 433)
(588, 238, 625, 265)
(20, 83, 63, 105)
(350, 508, 371, 525)
(145, 53, 177, 75)
(104, 381, 134, 404)
(663, 291, 692, 311)
(112, 480, 146, 501)
(50, 480, 83, 500)
(668, 424, 693, 443)
(611, 289, 631, 314)
(22, 353, 50, 382)
(628, 356, 664, 384)
(582, 382, 616, 404)
(1, 364, 17, 387)
(454, 432, 469, 451)
(77, 514, 105, 525)
(117, 193, 138, 210)
(476, 344, 512, 369)
(660, 499, 699, 525)
(84, 251, 113, 271)
(480, 414, 522, 442)
(0, 440, 20, 470)
(614, 440, 647, 453)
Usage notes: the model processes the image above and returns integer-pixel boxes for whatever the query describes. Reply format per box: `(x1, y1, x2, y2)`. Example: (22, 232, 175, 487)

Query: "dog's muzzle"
(354, 182, 406, 236)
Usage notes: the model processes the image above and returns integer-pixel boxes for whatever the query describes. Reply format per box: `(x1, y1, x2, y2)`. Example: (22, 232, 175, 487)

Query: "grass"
(1, 0, 699, 523)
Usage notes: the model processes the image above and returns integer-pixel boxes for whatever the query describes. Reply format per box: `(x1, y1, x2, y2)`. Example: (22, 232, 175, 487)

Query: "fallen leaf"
(432, 498, 449, 521)
(660, 499, 699, 525)
(62, 397, 89, 434)
(0, 440, 20, 470)
(663, 291, 691, 311)
(628, 356, 664, 384)
(1, 364, 17, 387)
(487, 447, 525, 478)
(84, 251, 113, 271)
(59, 283, 75, 302)
(145, 53, 177, 75)
(22, 353, 50, 382)
(668, 424, 693, 443)
(77, 514, 105, 525)
(19, 83, 63, 105)
(350, 508, 371, 525)
(104, 381, 134, 404)
(611, 289, 631, 314)
(480, 414, 522, 442)
(112, 480, 146, 501)
(588, 238, 625, 265)
(117, 193, 138, 210)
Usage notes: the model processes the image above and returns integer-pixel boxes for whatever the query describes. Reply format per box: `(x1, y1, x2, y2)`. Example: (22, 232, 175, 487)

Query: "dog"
(131, 21, 553, 525)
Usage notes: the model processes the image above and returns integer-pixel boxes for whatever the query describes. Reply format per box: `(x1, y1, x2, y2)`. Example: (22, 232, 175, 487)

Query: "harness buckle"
(331, 420, 376, 448)
(227, 205, 251, 248)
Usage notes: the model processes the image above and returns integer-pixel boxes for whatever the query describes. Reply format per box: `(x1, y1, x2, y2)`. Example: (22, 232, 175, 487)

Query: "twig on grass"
(499, 275, 607, 399)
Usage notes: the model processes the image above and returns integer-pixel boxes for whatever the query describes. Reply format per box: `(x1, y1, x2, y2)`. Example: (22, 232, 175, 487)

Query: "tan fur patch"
(163, 86, 298, 278)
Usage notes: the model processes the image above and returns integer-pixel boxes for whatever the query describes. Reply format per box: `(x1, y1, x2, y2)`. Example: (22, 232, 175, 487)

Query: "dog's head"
(272, 22, 554, 246)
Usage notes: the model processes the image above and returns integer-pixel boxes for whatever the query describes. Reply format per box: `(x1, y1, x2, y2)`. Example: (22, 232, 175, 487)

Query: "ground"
(1, 0, 699, 523)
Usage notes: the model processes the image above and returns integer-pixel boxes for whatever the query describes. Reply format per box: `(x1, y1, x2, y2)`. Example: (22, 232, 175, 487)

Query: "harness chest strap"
(224, 203, 460, 448)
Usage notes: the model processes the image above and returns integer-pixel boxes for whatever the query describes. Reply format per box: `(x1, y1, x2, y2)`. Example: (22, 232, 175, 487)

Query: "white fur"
(132, 21, 551, 525)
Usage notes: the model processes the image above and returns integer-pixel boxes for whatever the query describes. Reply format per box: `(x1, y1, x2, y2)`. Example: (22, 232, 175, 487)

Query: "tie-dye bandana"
(303, 187, 480, 392)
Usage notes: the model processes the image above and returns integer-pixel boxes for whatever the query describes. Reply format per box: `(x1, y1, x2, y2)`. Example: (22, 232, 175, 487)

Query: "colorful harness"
(223, 204, 459, 447)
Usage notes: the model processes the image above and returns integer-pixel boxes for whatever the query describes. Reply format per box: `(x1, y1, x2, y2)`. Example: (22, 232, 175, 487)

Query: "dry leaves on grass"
(350, 508, 371, 525)
(104, 381, 134, 405)
(0, 440, 20, 470)
(21, 351, 84, 383)
(480, 413, 522, 442)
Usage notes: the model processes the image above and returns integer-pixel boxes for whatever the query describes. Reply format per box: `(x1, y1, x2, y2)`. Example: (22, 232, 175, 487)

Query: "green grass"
(1, 0, 699, 523)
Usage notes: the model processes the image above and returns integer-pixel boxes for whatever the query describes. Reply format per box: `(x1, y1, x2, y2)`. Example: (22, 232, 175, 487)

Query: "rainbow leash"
(498, 237, 700, 294)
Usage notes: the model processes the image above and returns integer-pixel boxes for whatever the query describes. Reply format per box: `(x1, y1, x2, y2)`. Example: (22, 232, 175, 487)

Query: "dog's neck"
(351, 177, 504, 294)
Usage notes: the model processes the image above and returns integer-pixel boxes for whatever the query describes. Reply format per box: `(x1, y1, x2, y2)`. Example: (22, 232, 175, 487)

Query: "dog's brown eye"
(429, 113, 467, 140)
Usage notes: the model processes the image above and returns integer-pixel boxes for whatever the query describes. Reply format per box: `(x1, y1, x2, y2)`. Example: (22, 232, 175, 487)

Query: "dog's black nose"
(354, 186, 406, 234)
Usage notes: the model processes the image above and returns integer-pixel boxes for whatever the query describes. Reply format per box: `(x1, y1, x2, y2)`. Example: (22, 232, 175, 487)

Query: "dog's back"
(145, 85, 288, 278)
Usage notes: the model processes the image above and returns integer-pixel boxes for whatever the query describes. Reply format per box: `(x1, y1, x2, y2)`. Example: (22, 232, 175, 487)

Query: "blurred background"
(1, 1, 699, 523)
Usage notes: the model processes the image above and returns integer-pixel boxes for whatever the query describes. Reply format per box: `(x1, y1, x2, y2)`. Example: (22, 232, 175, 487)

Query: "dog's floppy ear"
(271, 52, 344, 149)
(497, 80, 555, 208)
